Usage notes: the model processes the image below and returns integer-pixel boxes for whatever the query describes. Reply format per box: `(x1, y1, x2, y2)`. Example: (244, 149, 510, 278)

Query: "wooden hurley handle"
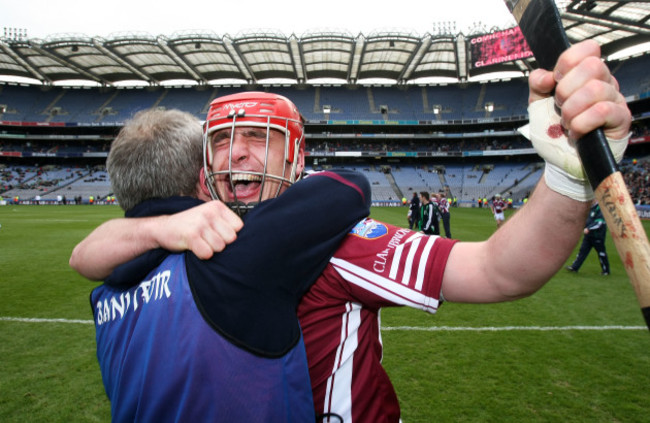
(595, 172, 650, 324)
(504, 0, 650, 330)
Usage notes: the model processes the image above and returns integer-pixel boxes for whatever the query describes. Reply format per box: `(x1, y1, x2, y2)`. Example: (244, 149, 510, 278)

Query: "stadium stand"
(0, 84, 62, 122)
(156, 87, 217, 117)
(612, 54, 650, 98)
(47, 88, 116, 124)
(1, 51, 650, 206)
(319, 86, 381, 121)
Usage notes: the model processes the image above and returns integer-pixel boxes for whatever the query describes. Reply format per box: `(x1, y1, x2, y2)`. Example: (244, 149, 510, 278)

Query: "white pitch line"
(0, 316, 93, 324)
(0, 317, 645, 331)
(381, 325, 646, 331)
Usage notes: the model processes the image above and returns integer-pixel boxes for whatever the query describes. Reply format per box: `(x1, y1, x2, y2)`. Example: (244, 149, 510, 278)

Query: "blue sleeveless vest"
(92, 254, 314, 423)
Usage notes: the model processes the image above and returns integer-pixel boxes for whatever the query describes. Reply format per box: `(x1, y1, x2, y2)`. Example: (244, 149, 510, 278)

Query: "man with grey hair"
(107, 108, 206, 212)
(79, 107, 371, 422)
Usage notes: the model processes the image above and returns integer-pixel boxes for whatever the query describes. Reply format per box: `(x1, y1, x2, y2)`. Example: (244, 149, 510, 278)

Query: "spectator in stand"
(622, 159, 650, 205)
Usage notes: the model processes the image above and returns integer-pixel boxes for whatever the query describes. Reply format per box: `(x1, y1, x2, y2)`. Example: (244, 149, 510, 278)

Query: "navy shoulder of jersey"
(101, 169, 370, 356)
(104, 196, 203, 287)
(187, 168, 370, 356)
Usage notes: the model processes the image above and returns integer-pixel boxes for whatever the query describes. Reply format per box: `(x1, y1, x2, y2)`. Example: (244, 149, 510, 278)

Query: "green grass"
(0, 205, 120, 423)
(374, 206, 650, 422)
(1, 204, 649, 422)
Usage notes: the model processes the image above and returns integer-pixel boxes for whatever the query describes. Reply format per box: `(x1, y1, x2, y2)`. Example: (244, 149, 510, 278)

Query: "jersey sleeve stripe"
(401, 237, 421, 285)
(323, 301, 358, 421)
(416, 235, 438, 291)
(389, 243, 405, 280)
(391, 232, 423, 280)
(330, 258, 440, 312)
(405, 232, 424, 243)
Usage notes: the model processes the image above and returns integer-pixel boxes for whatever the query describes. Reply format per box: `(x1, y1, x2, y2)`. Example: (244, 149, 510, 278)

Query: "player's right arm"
(69, 200, 243, 280)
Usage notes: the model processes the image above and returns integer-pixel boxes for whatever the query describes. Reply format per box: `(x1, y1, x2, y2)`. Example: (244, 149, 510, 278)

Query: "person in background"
(491, 193, 507, 229)
(566, 200, 610, 275)
(407, 191, 420, 230)
(438, 191, 452, 238)
(419, 191, 440, 235)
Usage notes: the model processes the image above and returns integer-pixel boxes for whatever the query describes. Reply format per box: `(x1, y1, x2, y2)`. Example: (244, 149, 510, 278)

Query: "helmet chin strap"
(207, 166, 294, 216)
(225, 200, 258, 217)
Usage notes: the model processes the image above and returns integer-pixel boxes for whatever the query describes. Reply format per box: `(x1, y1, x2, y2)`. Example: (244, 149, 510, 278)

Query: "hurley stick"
(505, 0, 650, 330)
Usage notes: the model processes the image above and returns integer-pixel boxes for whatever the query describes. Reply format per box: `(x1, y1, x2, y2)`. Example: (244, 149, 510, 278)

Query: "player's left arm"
(440, 41, 629, 304)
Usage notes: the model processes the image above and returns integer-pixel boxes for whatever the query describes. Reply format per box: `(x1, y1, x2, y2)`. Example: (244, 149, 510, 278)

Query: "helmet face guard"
(203, 92, 305, 215)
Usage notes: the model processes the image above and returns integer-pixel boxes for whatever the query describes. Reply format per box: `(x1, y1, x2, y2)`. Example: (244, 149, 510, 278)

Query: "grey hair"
(107, 108, 203, 211)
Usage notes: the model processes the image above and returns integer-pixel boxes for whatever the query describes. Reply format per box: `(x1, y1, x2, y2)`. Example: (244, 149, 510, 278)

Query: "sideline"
(382, 325, 647, 331)
(1, 316, 645, 331)
(0, 316, 93, 324)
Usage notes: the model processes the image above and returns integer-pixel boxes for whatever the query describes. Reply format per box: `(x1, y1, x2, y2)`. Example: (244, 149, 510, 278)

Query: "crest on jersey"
(350, 219, 388, 239)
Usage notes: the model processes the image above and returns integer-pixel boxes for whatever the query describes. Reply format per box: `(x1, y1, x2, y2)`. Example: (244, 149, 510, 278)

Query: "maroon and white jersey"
(298, 218, 457, 423)
(492, 198, 506, 214)
(438, 197, 450, 214)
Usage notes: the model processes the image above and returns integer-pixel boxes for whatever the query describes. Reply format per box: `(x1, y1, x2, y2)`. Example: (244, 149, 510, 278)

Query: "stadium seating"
(1, 53, 650, 124)
(2, 52, 650, 204)
(612, 54, 650, 98)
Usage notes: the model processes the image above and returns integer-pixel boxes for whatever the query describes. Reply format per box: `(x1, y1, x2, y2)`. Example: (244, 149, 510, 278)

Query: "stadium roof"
(1, 0, 649, 87)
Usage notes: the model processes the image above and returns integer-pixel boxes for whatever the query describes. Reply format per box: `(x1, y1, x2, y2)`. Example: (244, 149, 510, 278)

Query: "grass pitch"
(1, 204, 649, 422)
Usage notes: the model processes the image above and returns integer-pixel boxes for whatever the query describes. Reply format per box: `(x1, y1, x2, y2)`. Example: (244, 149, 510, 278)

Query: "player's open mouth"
(226, 172, 262, 200)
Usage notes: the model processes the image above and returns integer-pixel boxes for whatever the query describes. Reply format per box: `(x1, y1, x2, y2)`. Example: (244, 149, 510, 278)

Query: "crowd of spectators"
(307, 137, 531, 154)
(0, 140, 109, 154)
(1, 126, 649, 205)
(0, 164, 99, 194)
(622, 159, 650, 205)
(1, 137, 534, 156)
(3, 158, 649, 206)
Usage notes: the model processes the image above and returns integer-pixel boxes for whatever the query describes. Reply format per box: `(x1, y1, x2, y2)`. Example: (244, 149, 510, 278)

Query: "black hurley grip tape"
(518, 0, 569, 70)
(518, 0, 619, 188)
(576, 130, 620, 189)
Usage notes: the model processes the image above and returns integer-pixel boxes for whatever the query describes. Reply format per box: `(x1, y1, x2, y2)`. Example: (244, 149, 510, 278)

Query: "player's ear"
(199, 168, 211, 198)
(295, 151, 305, 179)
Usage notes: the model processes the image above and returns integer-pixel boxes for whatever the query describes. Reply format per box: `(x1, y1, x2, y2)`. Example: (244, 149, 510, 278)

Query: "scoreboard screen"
(470, 26, 533, 68)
